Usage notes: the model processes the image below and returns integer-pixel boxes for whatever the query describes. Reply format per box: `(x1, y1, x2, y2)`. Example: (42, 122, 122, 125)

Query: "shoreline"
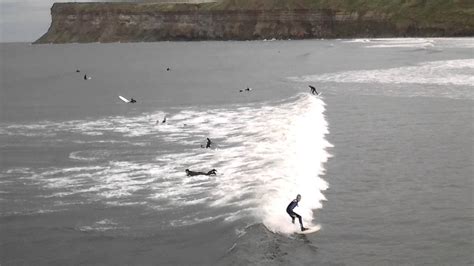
(2, 36, 474, 45)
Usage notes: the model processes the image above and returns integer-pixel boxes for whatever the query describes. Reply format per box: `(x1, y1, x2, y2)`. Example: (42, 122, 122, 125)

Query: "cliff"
(35, 0, 474, 43)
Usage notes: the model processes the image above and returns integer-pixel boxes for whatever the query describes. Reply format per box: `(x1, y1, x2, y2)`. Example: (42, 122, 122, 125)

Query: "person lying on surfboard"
(185, 169, 217, 176)
(286, 194, 308, 231)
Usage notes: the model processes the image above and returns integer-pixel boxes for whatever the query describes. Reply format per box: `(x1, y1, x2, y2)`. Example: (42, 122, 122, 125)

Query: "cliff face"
(35, 2, 473, 43)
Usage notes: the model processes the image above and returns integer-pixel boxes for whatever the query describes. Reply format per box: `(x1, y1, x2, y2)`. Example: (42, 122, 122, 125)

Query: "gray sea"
(1, 38, 473, 265)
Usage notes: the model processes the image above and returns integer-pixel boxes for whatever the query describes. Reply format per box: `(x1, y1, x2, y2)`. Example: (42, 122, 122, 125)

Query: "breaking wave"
(290, 59, 474, 87)
(345, 37, 474, 49)
(1, 93, 332, 234)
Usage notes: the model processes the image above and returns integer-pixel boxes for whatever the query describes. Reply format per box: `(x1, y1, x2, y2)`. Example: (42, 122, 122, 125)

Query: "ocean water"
(0, 38, 473, 265)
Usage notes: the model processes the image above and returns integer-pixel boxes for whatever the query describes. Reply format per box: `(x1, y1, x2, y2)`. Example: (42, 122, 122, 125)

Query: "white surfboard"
(295, 225, 321, 235)
(119, 95, 130, 103)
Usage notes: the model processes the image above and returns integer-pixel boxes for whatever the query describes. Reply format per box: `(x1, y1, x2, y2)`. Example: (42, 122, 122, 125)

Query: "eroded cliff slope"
(35, 0, 474, 43)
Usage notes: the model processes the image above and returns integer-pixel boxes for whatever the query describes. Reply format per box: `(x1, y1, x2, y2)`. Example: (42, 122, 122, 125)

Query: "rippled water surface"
(1, 38, 473, 265)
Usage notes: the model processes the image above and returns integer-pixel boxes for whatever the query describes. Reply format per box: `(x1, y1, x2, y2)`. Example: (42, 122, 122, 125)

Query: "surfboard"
(295, 225, 320, 235)
(119, 95, 130, 103)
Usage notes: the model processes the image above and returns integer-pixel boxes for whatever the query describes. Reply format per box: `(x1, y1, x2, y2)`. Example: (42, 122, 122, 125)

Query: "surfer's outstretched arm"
(206, 169, 217, 176)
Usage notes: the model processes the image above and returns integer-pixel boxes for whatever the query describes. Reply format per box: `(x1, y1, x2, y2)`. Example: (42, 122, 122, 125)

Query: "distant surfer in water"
(130, 98, 136, 103)
(83, 74, 88, 80)
(185, 169, 217, 176)
(309, 85, 319, 95)
(155, 116, 166, 125)
(200, 138, 212, 148)
(287, 194, 308, 231)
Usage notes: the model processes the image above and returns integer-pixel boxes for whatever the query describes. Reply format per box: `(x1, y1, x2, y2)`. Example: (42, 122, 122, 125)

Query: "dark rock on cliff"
(35, 1, 474, 43)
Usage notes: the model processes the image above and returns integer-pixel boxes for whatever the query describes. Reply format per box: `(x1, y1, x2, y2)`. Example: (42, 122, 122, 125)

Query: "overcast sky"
(0, 0, 103, 42)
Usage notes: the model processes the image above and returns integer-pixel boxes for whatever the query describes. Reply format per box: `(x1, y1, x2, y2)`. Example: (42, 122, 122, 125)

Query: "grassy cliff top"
(53, 0, 474, 26)
(212, 0, 473, 11)
(53, 0, 474, 11)
(212, 0, 474, 25)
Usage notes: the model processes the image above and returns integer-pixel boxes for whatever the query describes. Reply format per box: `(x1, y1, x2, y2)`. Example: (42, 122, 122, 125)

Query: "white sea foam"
(0, 111, 168, 138)
(0, 208, 65, 217)
(200, 95, 332, 234)
(77, 219, 127, 232)
(290, 59, 474, 87)
(170, 213, 229, 227)
(2, 94, 331, 233)
(5, 168, 31, 174)
(365, 38, 435, 48)
(69, 151, 102, 161)
(344, 38, 371, 43)
(106, 201, 148, 206)
(344, 37, 472, 47)
(343, 37, 474, 50)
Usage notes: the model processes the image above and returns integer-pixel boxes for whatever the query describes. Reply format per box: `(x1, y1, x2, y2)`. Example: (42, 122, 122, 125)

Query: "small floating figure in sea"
(156, 115, 167, 125)
(185, 169, 217, 176)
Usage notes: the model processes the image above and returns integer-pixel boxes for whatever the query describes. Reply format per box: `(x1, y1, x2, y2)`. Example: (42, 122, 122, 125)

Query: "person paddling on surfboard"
(287, 194, 308, 231)
(185, 169, 217, 176)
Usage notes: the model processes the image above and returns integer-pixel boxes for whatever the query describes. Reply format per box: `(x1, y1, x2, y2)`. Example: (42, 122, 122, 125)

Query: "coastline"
(35, 1, 474, 44)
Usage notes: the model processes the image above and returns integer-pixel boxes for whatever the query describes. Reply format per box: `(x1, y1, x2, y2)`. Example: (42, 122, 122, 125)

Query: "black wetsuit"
(286, 199, 304, 229)
(206, 138, 212, 148)
(186, 169, 216, 176)
(208, 169, 217, 175)
(186, 170, 206, 176)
